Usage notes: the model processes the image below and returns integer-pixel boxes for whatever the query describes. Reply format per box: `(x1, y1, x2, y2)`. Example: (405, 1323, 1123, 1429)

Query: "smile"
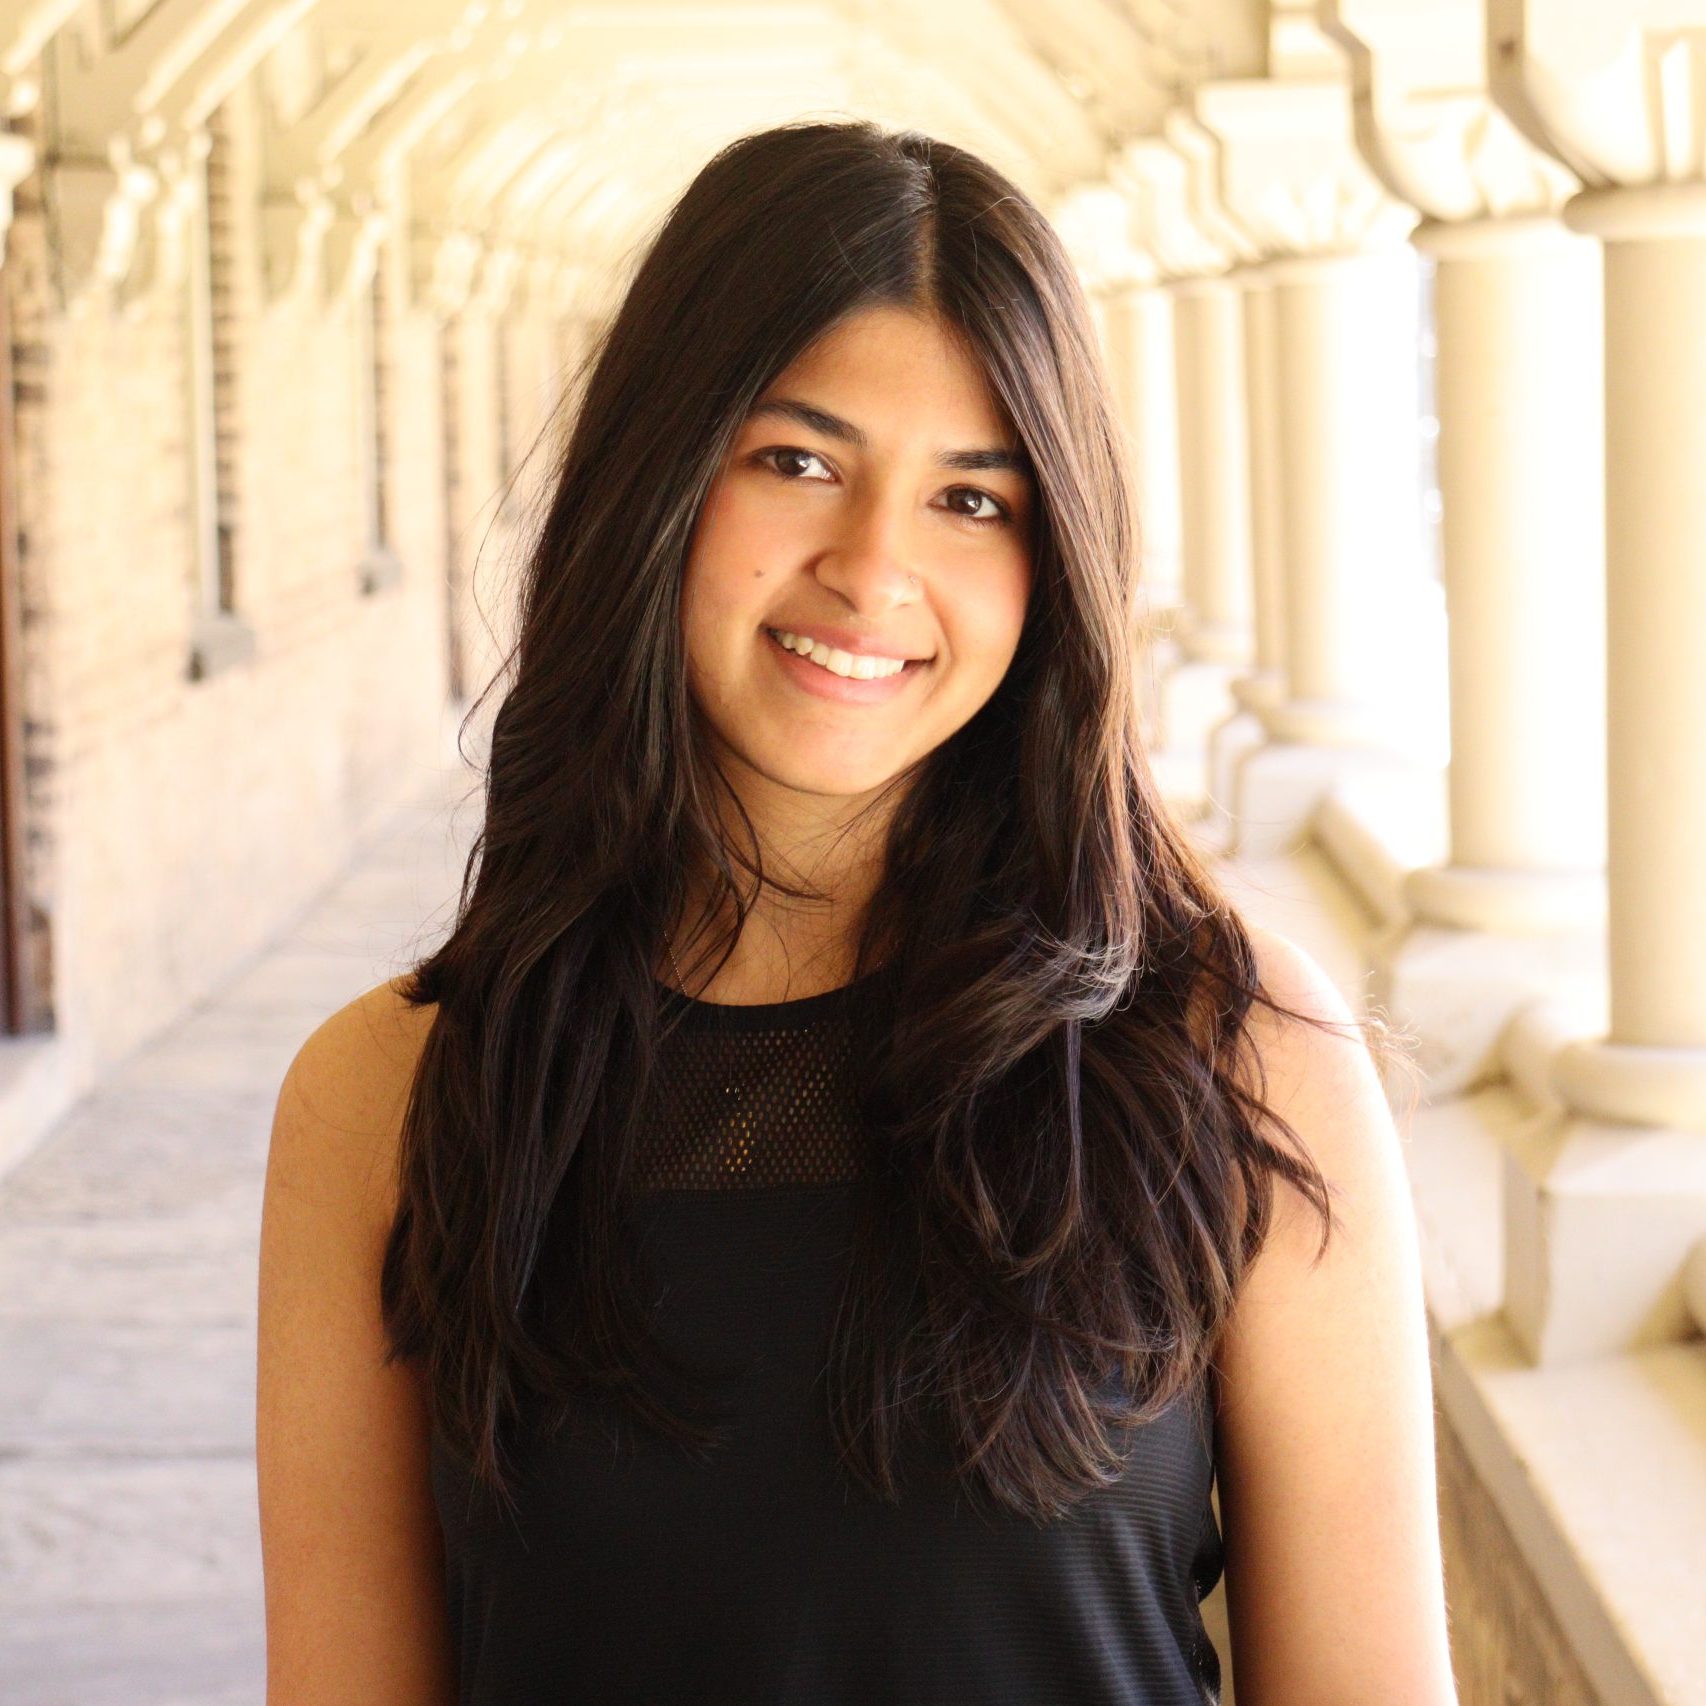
(765, 627, 909, 679)
(761, 626, 928, 704)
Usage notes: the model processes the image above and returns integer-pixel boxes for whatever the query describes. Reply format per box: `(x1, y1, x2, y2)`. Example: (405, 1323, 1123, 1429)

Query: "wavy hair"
(381, 118, 1399, 1526)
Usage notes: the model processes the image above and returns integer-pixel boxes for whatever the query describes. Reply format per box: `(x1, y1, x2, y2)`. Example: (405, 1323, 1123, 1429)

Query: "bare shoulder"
(258, 975, 456, 1704)
(1239, 921, 1371, 1105)
(1212, 921, 1458, 1704)
(273, 975, 439, 1229)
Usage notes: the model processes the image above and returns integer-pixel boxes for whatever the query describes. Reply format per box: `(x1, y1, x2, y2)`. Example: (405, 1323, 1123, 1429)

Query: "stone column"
(1487, 13, 1706, 1364)
(1111, 137, 1260, 801)
(1235, 267, 1284, 718)
(1204, 264, 1287, 838)
(1167, 278, 1253, 670)
(1191, 75, 1425, 857)
(1385, 217, 1608, 1086)
(1102, 282, 1184, 611)
(1099, 281, 1186, 749)
(1322, 0, 1617, 1096)
(1545, 186, 1706, 1136)
(1136, 276, 1252, 789)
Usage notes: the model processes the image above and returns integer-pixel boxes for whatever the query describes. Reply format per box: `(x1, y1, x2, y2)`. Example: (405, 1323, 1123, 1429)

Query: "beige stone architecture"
(0, 2, 1703, 1701)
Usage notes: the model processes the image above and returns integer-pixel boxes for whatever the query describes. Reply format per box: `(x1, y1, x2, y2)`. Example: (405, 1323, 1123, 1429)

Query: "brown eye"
(943, 486, 1011, 527)
(755, 446, 833, 480)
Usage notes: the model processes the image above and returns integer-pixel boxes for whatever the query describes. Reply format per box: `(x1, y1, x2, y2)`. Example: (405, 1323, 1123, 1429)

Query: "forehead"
(749, 306, 1028, 471)
(768, 305, 1010, 424)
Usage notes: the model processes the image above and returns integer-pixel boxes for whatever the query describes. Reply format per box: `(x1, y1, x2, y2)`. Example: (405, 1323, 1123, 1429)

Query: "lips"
(762, 620, 932, 663)
(761, 625, 926, 702)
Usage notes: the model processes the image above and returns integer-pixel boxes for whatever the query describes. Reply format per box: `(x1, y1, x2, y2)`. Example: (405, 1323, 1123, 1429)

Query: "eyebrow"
(746, 396, 1035, 481)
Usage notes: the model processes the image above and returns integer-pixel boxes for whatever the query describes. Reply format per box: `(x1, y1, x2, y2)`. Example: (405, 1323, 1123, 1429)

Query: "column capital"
(325, 205, 388, 307)
(1322, 0, 1581, 223)
(1409, 208, 1589, 260)
(0, 131, 33, 267)
(1107, 137, 1237, 285)
(259, 184, 333, 304)
(1160, 108, 1266, 269)
(48, 134, 159, 310)
(1488, 0, 1706, 192)
(410, 228, 482, 320)
(468, 241, 523, 320)
(1190, 74, 1418, 260)
(1051, 181, 1158, 292)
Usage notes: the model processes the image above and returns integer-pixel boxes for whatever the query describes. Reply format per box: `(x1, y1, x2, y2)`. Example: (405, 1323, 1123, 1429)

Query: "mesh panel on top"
(635, 968, 888, 1192)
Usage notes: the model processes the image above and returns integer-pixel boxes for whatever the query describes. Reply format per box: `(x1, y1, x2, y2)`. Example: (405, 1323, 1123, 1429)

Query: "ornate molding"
(1488, 0, 1706, 191)
(410, 228, 483, 320)
(1108, 137, 1238, 283)
(1161, 108, 1266, 267)
(467, 241, 522, 320)
(50, 136, 156, 311)
(1051, 181, 1156, 291)
(326, 206, 388, 307)
(259, 184, 332, 304)
(1323, 0, 1581, 222)
(1190, 76, 1418, 258)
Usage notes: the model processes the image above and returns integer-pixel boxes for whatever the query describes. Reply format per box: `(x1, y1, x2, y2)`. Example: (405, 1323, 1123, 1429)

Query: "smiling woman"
(680, 305, 1033, 816)
(257, 117, 1456, 1706)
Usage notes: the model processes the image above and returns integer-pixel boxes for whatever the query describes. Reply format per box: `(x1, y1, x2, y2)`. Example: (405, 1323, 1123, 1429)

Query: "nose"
(812, 485, 924, 617)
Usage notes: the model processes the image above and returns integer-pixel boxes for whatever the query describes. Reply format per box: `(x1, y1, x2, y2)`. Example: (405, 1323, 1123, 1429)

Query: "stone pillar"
(1107, 139, 1258, 800)
(1236, 267, 1284, 716)
(1102, 282, 1184, 611)
(1100, 282, 1186, 750)
(1168, 278, 1252, 671)
(1203, 264, 1287, 839)
(1261, 248, 1419, 746)
(1320, 0, 1616, 1096)
(1140, 276, 1255, 790)
(1190, 73, 1425, 857)
(1375, 216, 1608, 1090)
(1564, 192, 1706, 1085)
(1487, 11, 1706, 1364)
(1219, 244, 1424, 860)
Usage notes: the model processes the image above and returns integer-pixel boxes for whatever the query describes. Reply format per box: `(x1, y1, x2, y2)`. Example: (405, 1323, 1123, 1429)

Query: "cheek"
(957, 555, 1031, 679)
(683, 483, 795, 619)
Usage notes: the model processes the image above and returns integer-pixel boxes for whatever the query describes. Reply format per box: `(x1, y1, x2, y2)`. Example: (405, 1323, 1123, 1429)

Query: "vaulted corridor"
(0, 4, 1703, 1702)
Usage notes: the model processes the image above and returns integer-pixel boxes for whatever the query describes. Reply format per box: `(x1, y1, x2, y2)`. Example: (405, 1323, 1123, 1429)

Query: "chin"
(752, 750, 910, 800)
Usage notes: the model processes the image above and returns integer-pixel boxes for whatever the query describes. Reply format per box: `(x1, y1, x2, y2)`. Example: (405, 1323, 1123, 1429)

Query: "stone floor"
(0, 763, 480, 1704)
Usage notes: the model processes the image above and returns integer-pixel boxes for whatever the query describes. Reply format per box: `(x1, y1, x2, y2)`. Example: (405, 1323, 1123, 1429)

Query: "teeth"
(768, 629, 908, 679)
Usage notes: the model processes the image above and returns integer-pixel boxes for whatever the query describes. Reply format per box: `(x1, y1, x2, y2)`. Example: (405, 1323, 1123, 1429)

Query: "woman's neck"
(663, 770, 899, 1003)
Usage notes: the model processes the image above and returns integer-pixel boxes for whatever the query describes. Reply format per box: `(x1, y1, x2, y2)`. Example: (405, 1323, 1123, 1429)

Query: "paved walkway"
(0, 764, 478, 1704)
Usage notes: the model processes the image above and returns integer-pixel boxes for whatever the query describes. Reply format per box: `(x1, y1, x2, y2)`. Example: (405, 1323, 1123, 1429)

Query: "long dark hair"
(382, 118, 1395, 1526)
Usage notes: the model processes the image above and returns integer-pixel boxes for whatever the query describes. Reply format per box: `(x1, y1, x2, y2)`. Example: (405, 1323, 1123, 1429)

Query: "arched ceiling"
(5, 0, 1268, 297)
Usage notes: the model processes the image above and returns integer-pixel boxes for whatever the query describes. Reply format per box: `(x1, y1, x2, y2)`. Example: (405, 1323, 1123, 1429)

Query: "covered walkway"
(0, 759, 472, 1701)
(0, 3, 1703, 1702)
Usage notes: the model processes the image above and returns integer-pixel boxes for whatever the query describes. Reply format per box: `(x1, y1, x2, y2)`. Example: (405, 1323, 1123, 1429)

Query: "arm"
(256, 979, 458, 1705)
(1213, 926, 1458, 1706)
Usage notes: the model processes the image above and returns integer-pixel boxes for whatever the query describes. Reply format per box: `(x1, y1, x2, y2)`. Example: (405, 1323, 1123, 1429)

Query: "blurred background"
(0, 2, 1702, 1701)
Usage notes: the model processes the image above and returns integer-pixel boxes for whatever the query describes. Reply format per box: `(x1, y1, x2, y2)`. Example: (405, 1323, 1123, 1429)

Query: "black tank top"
(430, 965, 1226, 1704)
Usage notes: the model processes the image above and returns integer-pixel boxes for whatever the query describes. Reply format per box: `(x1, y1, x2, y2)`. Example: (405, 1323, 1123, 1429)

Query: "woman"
(257, 119, 1457, 1705)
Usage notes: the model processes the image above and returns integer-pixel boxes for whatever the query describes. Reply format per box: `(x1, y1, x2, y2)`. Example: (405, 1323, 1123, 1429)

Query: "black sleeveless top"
(430, 966, 1225, 1704)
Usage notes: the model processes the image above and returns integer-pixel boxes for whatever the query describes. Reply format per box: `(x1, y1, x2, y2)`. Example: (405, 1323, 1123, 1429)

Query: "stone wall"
(3, 76, 567, 1093)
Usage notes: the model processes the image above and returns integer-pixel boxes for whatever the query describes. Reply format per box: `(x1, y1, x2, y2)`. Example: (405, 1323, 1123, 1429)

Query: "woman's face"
(680, 304, 1036, 805)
